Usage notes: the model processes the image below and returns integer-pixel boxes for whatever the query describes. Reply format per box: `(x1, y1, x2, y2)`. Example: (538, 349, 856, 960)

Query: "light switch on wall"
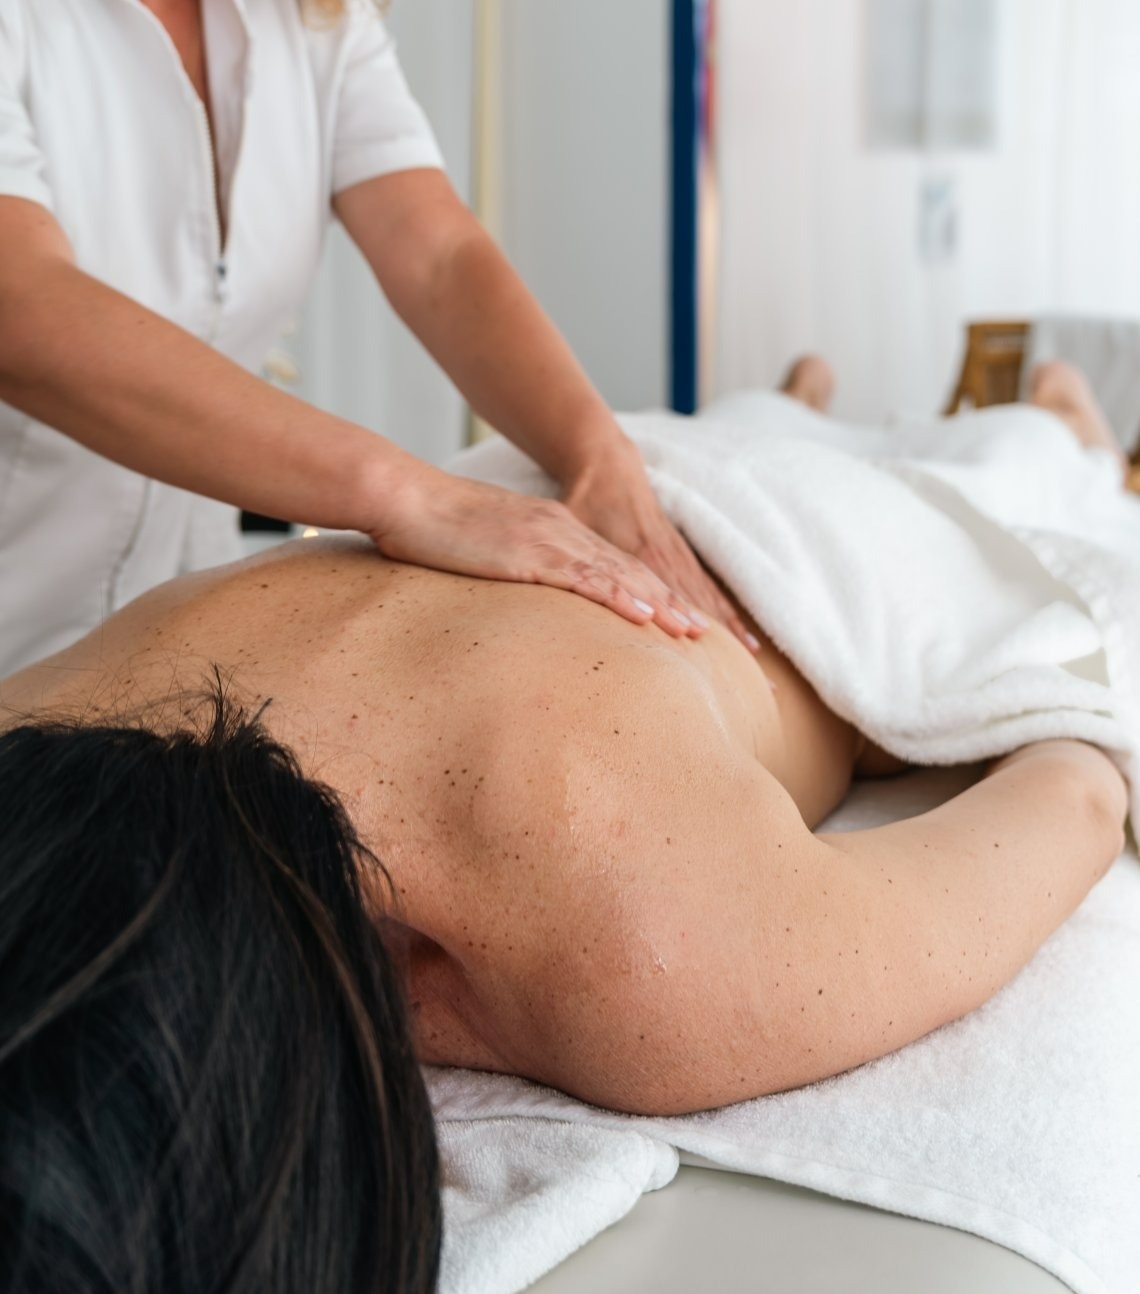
(918, 173, 959, 263)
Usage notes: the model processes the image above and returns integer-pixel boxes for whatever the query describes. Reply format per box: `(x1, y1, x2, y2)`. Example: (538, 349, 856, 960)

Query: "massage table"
(529, 1167, 1070, 1293)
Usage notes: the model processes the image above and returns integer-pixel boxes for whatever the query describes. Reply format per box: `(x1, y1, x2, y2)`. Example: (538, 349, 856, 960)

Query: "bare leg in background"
(1027, 359, 1130, 480)
(780, 354, 837, 413)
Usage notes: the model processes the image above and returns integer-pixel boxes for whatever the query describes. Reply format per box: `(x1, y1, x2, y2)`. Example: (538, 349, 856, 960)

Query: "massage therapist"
(0, 0, 748, 675)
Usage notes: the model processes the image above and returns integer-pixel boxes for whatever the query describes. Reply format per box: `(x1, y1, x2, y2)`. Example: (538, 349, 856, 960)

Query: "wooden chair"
(945, 319, 1140, 492)
(944, 321, 1031, 415)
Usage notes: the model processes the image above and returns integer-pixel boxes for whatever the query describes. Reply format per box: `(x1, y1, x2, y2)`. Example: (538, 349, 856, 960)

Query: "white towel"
(437, 1117, 677, 1294)
(455, 393, 1140, 818)
(438, 396, 1140, 1294)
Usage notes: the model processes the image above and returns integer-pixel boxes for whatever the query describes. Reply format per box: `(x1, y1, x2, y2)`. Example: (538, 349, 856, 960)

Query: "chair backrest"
(944, 321, 1030, 416)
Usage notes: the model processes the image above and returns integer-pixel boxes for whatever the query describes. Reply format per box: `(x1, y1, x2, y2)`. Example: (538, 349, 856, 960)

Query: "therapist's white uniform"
(0, 0, 443, 675)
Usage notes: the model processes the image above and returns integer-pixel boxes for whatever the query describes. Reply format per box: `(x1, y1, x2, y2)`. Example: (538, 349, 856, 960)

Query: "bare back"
(0, 541, 859, 1078)
(4, 539, 1116, 1116)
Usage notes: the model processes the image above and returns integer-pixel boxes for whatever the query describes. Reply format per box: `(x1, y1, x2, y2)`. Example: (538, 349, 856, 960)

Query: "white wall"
(294, 0, 672, 459)
(713, 0, 1140, 423)
(295, 0, 476, 467)
(497, 0, 670, 412)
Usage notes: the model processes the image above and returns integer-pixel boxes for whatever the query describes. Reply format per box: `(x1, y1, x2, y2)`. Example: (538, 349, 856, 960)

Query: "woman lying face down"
(0, 512, 1128, 1290)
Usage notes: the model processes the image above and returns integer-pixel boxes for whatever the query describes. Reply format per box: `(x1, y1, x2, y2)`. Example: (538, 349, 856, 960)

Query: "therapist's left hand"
(561, 437, 761, 652)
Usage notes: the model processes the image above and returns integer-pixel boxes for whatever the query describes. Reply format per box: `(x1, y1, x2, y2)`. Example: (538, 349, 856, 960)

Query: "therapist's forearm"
(371, 216, 632, 485)
(0, 257, 418, 531)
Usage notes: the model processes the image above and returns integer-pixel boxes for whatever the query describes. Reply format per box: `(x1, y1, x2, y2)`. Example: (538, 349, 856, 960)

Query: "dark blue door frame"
(670, 0, 708, 415)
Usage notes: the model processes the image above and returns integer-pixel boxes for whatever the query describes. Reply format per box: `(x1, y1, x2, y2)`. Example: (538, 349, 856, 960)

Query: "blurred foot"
(1028, 360, 1128, 478)
(780, 355, 836, 413)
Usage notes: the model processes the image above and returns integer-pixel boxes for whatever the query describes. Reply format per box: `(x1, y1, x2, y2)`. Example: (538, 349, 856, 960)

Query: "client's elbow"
(1080, 763, 1129, 878)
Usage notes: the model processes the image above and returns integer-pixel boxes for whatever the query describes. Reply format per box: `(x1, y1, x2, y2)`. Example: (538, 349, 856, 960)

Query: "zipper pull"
(215, 258, 229, 304)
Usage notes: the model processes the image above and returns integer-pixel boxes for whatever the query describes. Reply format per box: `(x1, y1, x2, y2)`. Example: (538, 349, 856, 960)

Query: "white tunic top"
(0, 0, 442, 674)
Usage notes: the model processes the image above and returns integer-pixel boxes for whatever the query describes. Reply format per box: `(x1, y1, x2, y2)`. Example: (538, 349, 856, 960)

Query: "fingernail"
(633, 598, 655, 616)
(672, 610, 693, 628)
(689, 610, 710, 629)
(744, 632, 761, 652)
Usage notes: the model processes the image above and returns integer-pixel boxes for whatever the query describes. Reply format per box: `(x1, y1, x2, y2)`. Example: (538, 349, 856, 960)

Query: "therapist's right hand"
(367, 466, 702, 638)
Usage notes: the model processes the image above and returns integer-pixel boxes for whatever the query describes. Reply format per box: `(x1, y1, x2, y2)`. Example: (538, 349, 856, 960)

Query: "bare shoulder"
(434, 704, 819, 1109)
(458, 737, 1128, 1117)
(0, 538, 394, 726)
(0, 557, 247, 728)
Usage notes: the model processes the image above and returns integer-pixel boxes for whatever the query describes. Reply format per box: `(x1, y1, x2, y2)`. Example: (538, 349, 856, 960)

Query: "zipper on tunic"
(125, 1, 244, 335)
(195, 71, 251, 320)
(199, 90, 249, 324)
(192, 96, 229, 333)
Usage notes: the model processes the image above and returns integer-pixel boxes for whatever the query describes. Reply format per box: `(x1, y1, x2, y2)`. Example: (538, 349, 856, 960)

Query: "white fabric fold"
(438, 1119, 677, 1294)
(455, 394, 1140, 818)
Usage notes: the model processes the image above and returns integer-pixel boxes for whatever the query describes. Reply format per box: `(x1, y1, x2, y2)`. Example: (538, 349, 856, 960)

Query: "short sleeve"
(330, 3, 444, 196)
(0, 3, 53, 210)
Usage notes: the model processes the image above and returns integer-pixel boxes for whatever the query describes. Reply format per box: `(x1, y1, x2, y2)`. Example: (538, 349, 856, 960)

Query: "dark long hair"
(0, 688, 440, 1293)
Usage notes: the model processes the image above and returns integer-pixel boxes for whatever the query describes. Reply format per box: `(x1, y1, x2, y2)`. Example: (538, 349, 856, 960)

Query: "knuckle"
(566, 562, 602, 593)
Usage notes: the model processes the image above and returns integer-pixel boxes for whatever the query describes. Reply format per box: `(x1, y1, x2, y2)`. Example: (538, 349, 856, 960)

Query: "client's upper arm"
(515, 738, 1124, 1117)
(815, 742, 1125, 1052)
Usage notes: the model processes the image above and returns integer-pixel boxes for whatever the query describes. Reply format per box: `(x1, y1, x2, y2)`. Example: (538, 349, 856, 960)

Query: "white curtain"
(713, 0, 1140, 422)
(294, 0, 476, 468)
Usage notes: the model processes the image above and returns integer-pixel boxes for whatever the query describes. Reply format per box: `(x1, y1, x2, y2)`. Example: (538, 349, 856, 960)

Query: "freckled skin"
(0, 538, 1124, 1116)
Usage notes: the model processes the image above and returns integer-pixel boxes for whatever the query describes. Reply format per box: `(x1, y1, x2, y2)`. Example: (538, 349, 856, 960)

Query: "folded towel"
(437, 1117, 677, 1294)
(438, 396, 1140, 1293)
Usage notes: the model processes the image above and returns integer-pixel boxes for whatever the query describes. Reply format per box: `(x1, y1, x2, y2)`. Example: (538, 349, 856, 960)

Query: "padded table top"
(528, 1166, 1071, 1293)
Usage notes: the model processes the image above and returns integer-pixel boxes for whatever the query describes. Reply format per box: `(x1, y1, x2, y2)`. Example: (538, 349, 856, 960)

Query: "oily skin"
(0, 539, 1124, 1116)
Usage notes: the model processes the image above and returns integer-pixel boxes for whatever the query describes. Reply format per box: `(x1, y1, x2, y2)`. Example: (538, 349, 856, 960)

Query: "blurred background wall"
(291, 0, 1140, 461)
(495, 0, 670, 414)
(712, 0, 1140, 421)
(294, 0, 477, 468)
(294, 0, 669, 469)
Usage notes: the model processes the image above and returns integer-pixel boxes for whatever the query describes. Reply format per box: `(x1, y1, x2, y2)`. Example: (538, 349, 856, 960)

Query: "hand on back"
(367, 465, 706, 638)
(560, 438, 761, 650)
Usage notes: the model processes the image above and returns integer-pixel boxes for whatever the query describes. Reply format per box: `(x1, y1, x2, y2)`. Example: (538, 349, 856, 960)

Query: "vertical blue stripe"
(670, 0, 702, 414)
